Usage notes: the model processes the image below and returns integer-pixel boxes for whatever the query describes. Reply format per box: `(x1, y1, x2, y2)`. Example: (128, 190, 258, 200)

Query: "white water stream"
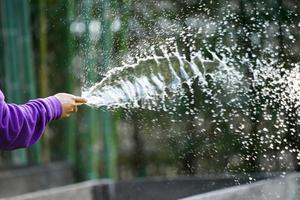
(82, 43, 245, 111)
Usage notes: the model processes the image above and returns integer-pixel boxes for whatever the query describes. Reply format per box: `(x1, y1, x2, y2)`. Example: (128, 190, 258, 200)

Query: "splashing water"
(82, 43, 244, 110)
(79, 2, 300, 175)
(82, 42, 300, 115)
(82, 44, 300, 117)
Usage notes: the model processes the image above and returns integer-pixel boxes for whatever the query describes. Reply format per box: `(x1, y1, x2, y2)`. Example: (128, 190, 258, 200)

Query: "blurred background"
(1, 0, 300, 199)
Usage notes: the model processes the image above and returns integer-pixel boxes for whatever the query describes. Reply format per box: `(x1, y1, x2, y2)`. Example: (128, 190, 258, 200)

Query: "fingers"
(55, 93, 87, 119)
(73, 96, 87, 104)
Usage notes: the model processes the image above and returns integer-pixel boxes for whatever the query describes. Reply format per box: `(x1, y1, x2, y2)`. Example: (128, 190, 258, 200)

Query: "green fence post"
(49, 0, 78, 166)
(37, 0, 51, 163)
(1, 0, 28, 166)
(63, 0, 77, 166)
(100, 0, 118, 179)
(79, 0, 101, 180)
(19, 0, 42, 165)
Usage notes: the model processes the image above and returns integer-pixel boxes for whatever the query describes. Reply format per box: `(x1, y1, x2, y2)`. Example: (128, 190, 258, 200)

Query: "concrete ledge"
(113, 173, 277, 200)
(180, 174, 299, 200)
(2, 180, 114, 200)
(1, 172, 292, 200)
(0, 162, 73, 198)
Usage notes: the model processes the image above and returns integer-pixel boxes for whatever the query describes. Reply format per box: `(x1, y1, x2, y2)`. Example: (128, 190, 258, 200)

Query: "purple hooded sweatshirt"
(0, 89, 62, 150)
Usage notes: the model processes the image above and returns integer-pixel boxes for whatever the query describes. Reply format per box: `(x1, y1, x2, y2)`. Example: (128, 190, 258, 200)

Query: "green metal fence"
(0, 0, 119, 180)
(0, 0, 48, 165)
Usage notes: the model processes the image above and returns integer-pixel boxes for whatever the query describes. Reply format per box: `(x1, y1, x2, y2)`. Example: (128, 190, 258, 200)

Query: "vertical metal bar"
(37, 0, 51, 162)
(0, 1, 11, 165)
(100, 0, 118, 179)
(0, 3, 3, 88)
(20, 0, 42, 164)
(102, 111, 117, 178)
(1, 0, 27, 166)
(38, 0, 48, 98)
(132, 112, 146, 177)
(79, 0, 101, 180)
(63, 0, 76, 166)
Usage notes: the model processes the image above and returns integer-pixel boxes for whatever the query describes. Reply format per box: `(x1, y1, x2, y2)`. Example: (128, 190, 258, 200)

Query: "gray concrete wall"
(0, 162, 73, 198)
(180, 174, 300, 200)
(4, 183, 95, 200)
(114, 177, 239, 200)
(1, 172, 291, 200)
(112, 174, 276, 200)
(2, 180, 113, 200)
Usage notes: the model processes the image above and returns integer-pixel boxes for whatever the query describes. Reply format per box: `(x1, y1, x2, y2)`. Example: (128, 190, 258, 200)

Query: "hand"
(54, 93, 87, 118)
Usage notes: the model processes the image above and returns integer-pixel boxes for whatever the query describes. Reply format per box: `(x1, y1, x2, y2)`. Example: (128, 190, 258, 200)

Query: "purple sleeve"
(0, 90, 62, 150)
